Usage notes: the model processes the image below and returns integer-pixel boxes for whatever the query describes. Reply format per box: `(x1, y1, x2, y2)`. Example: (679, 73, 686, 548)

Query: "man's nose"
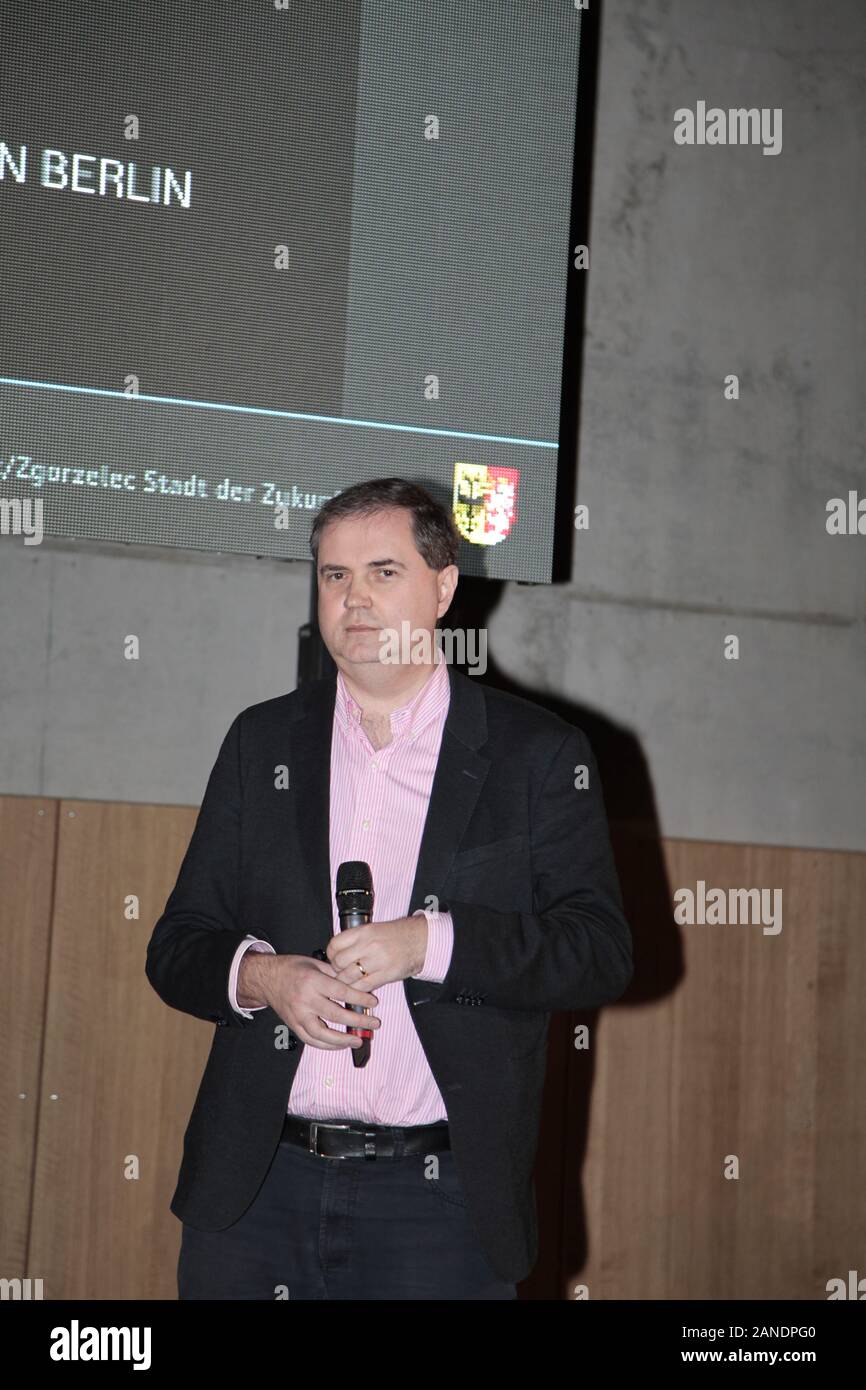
(343, 577, 373, 603)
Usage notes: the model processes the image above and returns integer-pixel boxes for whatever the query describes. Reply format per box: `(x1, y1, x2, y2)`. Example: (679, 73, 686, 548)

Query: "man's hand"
(240, 952, 382, 1050)
(326, 916, 427, 992)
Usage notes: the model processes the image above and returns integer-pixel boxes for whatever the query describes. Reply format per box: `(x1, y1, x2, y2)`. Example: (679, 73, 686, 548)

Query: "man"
(146, 476, 632, 1299)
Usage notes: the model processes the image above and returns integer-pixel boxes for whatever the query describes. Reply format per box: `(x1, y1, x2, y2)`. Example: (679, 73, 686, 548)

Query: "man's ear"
(437, 564, 459, 617)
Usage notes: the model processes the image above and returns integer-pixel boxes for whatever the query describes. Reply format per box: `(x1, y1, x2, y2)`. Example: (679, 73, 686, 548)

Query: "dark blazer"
(146, 662, 633, 1283)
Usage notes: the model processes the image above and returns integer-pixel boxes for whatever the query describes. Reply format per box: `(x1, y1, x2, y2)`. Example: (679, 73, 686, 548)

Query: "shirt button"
(361, 818, 370, 828)
(325, 1077, 334, 1087)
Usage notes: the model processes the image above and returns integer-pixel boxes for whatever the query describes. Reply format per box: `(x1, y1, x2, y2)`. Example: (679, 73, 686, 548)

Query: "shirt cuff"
(228, 935, 276, 1017)
(410, 908, 454, 983)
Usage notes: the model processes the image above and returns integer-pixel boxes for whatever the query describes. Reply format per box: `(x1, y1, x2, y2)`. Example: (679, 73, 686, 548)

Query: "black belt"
(281, 1113, 451, 1160)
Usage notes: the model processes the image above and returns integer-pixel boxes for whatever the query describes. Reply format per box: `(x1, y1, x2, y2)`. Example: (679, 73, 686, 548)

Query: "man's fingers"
(327, 981, 379, 1008)
(311, 957, 339, 978)
(294, 1024, 362, 1050)
(317, 997, 381, 1029)
(302, 1013, 376, 1047)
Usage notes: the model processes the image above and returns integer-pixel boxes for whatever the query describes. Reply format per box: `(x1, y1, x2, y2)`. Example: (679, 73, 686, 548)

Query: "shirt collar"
(334, 650, 449, 741)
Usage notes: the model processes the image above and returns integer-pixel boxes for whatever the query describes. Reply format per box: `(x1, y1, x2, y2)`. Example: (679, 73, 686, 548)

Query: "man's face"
(316, 507, 457, 673)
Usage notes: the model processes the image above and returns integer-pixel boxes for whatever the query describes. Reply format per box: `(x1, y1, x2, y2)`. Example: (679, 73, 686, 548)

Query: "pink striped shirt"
(227, 655, 455, 1123)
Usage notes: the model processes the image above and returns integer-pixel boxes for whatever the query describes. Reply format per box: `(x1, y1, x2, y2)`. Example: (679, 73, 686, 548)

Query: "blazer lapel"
(405, 662, 490, 915)
(287, 675, 337, 957)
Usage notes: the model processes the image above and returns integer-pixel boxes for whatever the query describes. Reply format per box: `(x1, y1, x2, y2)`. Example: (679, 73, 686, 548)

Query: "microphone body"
(334, 861, 375, 1068)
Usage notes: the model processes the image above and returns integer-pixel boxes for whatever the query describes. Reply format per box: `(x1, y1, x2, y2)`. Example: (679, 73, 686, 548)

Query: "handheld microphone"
(335, 860, 374, 1068)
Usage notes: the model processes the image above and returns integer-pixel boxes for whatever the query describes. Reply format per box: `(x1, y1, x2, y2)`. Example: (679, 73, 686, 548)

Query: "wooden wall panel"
(814, 849, 866, 1290)
(0, 797, 57, 1275)
(26, 799, 211, 1299)
(562, 837, 866, 1300)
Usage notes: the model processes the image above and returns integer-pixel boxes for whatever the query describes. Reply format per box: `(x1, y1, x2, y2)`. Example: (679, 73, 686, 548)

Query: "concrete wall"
(1, 0, 863, 850)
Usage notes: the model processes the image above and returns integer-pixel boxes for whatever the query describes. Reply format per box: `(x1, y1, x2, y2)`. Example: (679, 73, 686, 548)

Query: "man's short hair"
(309, 477, 460, 571)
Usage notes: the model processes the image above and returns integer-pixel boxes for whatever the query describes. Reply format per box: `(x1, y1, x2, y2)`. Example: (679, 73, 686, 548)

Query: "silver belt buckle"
(309, 1120, 351, 1158)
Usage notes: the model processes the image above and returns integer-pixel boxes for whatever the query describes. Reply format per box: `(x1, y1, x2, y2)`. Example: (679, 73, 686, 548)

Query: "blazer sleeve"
(145, 711, 271, 1029)
(428, 725, 633, 1013)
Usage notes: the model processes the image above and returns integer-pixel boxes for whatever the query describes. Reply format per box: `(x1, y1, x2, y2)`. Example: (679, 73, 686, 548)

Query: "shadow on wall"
(446, 573, 682, 1300)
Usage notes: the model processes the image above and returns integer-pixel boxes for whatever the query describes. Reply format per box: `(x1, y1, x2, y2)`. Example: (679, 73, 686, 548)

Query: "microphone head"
(336, 860, 373, 914)
(337, 861, 372, 894)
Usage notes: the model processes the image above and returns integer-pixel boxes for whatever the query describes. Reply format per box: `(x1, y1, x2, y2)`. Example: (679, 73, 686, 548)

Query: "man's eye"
(378, 568, 396, 578)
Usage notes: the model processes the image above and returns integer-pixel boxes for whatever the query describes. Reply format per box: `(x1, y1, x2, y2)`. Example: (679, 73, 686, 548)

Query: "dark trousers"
(177, 1129, 518, 1300)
